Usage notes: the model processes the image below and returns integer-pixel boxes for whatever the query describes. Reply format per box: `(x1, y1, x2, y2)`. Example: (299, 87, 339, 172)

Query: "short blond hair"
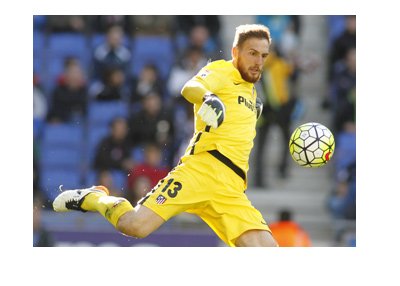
(232, 24, 271, 48)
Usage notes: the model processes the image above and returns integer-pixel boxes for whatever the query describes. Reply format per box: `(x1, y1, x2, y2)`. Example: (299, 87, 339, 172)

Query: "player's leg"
(53, 185, 165, 238)
(115, 204, 165, 238)
(234, 229, 278, 247)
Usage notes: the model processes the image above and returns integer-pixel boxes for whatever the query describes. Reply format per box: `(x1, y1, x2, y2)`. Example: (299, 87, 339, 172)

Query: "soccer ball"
(289, 122, 335, 167)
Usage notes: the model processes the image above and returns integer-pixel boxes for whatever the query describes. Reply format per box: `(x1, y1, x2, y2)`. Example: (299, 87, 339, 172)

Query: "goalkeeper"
(53, 24, 278, 247)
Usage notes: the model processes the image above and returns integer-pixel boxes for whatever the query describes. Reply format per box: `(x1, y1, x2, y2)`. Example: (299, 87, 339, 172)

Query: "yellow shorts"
(139, 151, 271, 246)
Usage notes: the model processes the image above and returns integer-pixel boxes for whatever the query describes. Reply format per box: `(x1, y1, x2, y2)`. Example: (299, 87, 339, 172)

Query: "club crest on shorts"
(156, 195, 167, 204)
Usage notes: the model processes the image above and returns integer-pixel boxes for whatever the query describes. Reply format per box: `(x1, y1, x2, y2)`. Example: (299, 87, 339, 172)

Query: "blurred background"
(33, 15, 356, 247)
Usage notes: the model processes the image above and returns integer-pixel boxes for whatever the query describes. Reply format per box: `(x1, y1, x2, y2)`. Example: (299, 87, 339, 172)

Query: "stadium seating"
(33, 57, 43, 78)
(130, 36, 174, 80)
(33, 31, 45, 55)
(41, 123, 84, 148)
(44, 57, 65, 92)
(33, 118, 45, 140)
(47, 33, 89, 62)
(40, 123, 85, 174)
(41, 147, 82, 170)
(40, 169, 82, 202)
(33, 31, 46, 78)
(87, 101, 129, 127)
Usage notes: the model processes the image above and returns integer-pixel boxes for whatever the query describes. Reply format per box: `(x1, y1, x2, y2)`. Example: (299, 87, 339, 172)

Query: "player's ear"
(232, 46, 238, 60)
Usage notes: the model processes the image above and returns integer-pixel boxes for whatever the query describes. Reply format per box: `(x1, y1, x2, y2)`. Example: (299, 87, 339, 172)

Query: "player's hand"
(197, 93, 225, 128)
(256, 96, 263, 119)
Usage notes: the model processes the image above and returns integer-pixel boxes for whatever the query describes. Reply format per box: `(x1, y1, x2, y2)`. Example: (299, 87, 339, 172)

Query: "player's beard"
(237, 57, 262, 83)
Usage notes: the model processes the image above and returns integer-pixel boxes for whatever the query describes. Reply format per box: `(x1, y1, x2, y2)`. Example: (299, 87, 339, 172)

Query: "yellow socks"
(81, 190, 134, 228)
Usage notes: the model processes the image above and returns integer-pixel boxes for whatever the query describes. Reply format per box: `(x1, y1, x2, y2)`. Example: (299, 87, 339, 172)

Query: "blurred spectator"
(127, 175, 152, 206)
(289, 15, 301, 36)
(328, 15, 356, 81)
(167, 45, 208, 100)
(174, 16, 221, 40)
(92, 25, 131, 80)
(279, 19, 300, 63)
(328, 128, 356, 223)
(95, 170, 124, 197)
(268, 209, 311, 247)
(45, 15, 90, 33)
(331, 48, 356, 133)
(33, 77, 48, 121)
(47, 57, 88, 123)
(93, 117, 134, 172)
(33, 195, 55, 247)
(127, 143, 170, 204)
(328, 156, 356, 246)
(128, 92, 175, 164)
(89, 15, 130, 34)
(328, 161, 356, 221)
(130, 64, 164, 106)
(254, 45, 296, 187)
(174, 16, 221, 59)
(90, 67, 129, 101)
(33, 73, 47, 138)
(187, 25, 220, 60)
(128, 15, 174, 36)
(167, 45, 206, 162)
(172, 102, 194, 165)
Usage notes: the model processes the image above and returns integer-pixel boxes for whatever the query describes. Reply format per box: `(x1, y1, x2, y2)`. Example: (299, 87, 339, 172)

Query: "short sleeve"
(192, 65, 224, 94)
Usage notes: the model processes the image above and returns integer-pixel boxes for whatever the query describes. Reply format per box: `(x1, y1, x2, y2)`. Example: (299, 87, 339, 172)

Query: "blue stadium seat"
(86, 125, 109, 163)
(33, 31, 46, 55)
(41, 147, 82, 169)
(33, 31, 46, 77)
(40, 169, 82, 202)
(47, 33, 89, 62)
(33, 118, 45, 140)
(88, 101, 128, 127)
(42, 123, 84, 148)
(130, 36, 174, 79)
(33, 56, 43, 76)
(40, 123, 85, 170)
(44, 57, 65, 93)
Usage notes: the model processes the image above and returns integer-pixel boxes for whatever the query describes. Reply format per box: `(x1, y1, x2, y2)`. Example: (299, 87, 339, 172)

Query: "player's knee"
(116, 212, 150, 239)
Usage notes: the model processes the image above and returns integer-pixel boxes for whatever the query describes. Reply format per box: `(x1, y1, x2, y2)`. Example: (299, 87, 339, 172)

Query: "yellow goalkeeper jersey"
(182, 60, 259, 181)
